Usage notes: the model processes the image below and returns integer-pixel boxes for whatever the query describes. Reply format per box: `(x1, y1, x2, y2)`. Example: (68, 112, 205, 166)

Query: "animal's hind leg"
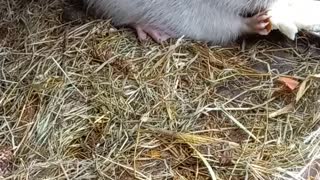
(133, 24, 171, 43)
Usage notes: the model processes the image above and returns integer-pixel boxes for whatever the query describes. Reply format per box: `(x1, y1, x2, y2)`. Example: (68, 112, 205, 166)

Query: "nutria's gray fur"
(82, 0, 277, 44)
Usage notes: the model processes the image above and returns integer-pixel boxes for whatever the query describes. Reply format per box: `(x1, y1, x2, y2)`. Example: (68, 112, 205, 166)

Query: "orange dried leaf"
(148, 150, 161, 159)
(277, 77, 300, 91)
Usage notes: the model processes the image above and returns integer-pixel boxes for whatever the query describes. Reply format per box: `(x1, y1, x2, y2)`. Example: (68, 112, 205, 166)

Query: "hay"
(1, 0, 320, 179)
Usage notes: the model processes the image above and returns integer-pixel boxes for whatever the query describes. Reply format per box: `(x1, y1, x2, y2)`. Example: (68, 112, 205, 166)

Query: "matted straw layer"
(1, 1, 320, 179)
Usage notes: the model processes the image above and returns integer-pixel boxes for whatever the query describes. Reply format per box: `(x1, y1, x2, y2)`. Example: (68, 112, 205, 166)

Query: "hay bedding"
(1, 0, 320, 179)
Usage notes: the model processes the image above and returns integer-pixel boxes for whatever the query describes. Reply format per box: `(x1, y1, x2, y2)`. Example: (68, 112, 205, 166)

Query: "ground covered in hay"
(1, 1, 320, 180)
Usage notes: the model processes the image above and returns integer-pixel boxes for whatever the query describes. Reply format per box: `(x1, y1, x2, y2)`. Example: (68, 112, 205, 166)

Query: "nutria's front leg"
(242, 11, 272, 35)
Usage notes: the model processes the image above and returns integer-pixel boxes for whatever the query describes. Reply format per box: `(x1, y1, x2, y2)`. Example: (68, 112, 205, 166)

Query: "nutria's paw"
(134, 25, 171, 44)
(245, 11, 272, 35)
